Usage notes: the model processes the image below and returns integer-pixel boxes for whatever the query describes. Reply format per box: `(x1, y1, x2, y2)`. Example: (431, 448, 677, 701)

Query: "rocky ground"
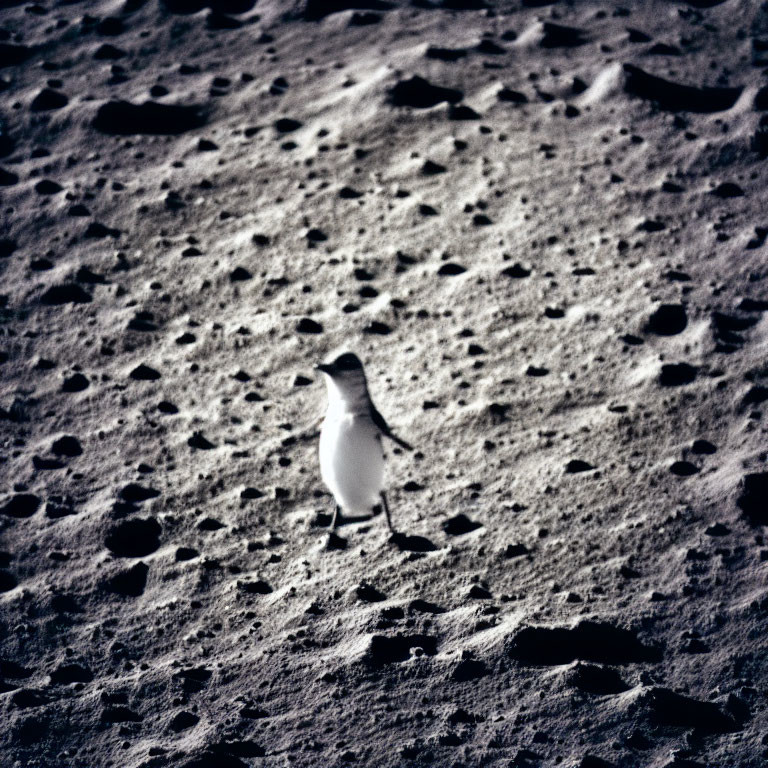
(1, 1, 768, 766)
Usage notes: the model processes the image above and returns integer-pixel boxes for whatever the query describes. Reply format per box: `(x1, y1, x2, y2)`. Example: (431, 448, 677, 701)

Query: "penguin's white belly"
(320, 413, 384, 513)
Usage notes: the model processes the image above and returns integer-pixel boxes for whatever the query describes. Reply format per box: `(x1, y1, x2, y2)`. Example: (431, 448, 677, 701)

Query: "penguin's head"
(316, 352, 368, 402)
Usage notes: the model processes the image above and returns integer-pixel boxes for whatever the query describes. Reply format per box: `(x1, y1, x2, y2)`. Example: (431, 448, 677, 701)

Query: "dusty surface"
(1, 1, 768, 766)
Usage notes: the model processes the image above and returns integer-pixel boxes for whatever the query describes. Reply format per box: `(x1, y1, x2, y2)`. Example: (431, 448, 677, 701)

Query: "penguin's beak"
(315, 362, 334, 375)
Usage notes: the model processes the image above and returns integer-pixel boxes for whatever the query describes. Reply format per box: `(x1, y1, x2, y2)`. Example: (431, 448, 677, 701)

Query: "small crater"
(712, 311, 757, 349)
(46, 496, 77, 518)
(274, 117, 302, 133)
(644, 687, 738, 733)
(52, 436, 82, 456)
(636, 219, 666, 232)
(238, 580, 273, 594)
(567, 663, 630, 695)
(646, 304, 687, 336)
(659, 363, 697, 386)
(421, 160, 446, 175)
(93, 101, 206, 135)
(452, 658, 488, 682)
(540, 22, 587, 48)
(306, 228, 327, 242)
(409, 599, 446, 614)
(705, 522, 729, 536)
(365, 634, 438, 666)
(426, 46, 467, 62)
(94, 43, 126, 60)
(230, 267, 252, 281)
(363, 321, 391, 335)
(501, 263, 531, 278)
(31, 88, 68, 111)
(169, 711, 199, 732)
(691, 439, 716, 454)
(40, 284, 92, 305)
(296, 318, 323, 334)
(119, 484, 160, 503)
(0, 167, 18, 186)
(356, 583, 386, 602)
(623, 64, 742, 112)
(742, 386, 768, 408)
(101, 706, 143, 723)
(0, 570, 18, 592)
(0, 43, 33, 67)
(105, 562, 149, 597)
(1, 494, 41, 518)
(84, 222, 120, 239)
(129, 364, 161, 381)
(11, 689, 50, 708)
(389, 76, 463, 108)
(438, 263, 466, 276)
(670, 461, 698, 476)
(0, 659, 32, 679)
(498, 87, 528, 104)
(50, 664, 93, 684)
(737, 472, 768, 526)
(504, 543, 530, 558)
(509, 620, 661, 665)
(565, 460, 594, 473)
(448, 104, 481, 120)
(62, 373, 89, 392)
(34, 179, 63, 195)
(710, 182, 743, 198)
(175, 666, 212, 694)
(0, 238, 17, 258)
(189, 432, 216, 450)
(105, 518, 161, 557)
(442, 514, 482, 536)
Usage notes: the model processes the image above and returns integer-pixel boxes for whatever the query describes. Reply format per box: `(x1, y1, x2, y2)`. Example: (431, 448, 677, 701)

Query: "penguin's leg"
(379, 492, 394, 533)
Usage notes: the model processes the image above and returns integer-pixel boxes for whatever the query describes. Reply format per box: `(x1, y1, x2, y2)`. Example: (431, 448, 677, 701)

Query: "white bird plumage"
(316, 352, 412, 535)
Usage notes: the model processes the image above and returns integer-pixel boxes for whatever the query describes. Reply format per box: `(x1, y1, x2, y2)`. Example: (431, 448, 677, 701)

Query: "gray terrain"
(1, 1, 767, 766)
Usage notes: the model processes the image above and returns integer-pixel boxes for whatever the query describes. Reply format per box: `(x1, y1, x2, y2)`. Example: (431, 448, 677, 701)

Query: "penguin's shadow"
(389, 532, 438, 553)
(314, 511, 372, 528)
(314, 509, 438, 552)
